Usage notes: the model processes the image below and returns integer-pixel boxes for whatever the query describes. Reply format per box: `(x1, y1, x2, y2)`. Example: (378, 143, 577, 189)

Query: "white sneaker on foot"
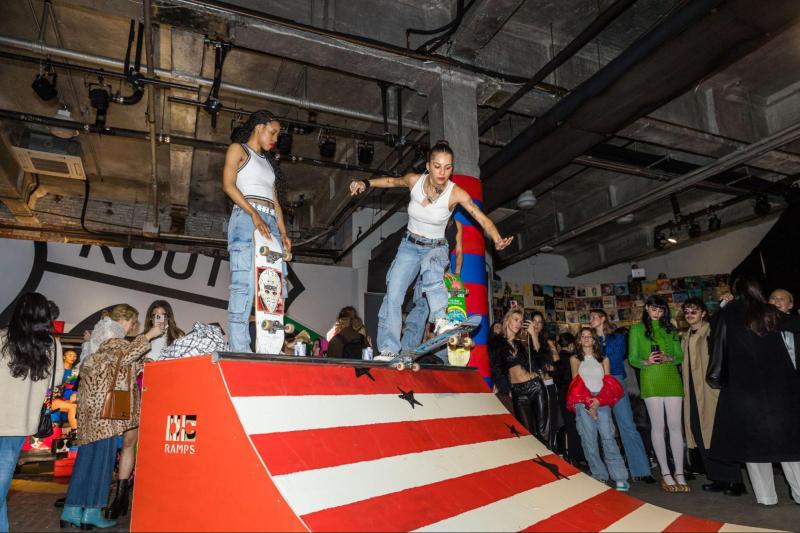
(373, 351, 397, 362)
(433, 317, 460, 336)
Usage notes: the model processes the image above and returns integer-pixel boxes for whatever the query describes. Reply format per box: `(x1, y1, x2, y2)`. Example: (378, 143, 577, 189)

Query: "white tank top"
(406, 173, 455, 239)
(579, 355, 605, 394)
(236, 143, 276, 203)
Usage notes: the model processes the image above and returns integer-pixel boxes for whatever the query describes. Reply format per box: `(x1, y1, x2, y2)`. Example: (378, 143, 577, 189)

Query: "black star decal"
(355, 367, 375, 381)
(532, 454, 569, 480)
(284, 263, 305, 310)
(506, 424, 521, 438)
(397, 387, 423, 409)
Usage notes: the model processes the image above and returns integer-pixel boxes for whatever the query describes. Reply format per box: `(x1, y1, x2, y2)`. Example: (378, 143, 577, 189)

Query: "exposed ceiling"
(0, 0, 798, 274)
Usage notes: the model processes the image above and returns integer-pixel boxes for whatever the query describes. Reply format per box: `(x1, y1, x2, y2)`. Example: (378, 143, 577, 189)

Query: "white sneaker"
(434, 317, 460, 336)
(373, 351, 397, 362)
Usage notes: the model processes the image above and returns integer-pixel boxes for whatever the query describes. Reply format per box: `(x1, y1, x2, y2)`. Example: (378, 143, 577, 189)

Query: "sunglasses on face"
(683, 308, 701, 315)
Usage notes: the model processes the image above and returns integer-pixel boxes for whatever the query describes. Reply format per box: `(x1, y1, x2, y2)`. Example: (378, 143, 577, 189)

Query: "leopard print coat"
(76, 334, 150, 446)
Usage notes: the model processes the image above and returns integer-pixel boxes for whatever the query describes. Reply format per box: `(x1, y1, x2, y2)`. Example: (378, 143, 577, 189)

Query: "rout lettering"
(164, 414, 197, 455)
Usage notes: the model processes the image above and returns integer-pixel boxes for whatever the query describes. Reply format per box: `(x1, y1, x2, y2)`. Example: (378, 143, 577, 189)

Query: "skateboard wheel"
(411, 363, 421, 372)
(259, 246, 268, 255)
(462, 337, 475, 349)
(447, 336, 459, 349)
(395, 362, 405, 371)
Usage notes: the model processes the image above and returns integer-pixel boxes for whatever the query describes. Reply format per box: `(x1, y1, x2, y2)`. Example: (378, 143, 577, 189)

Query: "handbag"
(33, 345, 57, 438)
(100, 351, 132, 420)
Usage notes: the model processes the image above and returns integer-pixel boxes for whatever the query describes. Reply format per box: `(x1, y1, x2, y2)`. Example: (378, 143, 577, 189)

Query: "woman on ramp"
(222, 110, 292, 352)
(349, 140, 513, 360)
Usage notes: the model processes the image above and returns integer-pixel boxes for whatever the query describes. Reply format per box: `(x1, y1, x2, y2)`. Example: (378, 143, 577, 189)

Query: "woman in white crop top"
(222, 110, 292, 353)
(349, 140, 513, 359)
(569, 327, 630, 491)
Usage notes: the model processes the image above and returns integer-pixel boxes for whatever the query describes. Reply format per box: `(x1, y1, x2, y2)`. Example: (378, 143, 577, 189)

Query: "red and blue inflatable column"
(450, 174, 491, 388)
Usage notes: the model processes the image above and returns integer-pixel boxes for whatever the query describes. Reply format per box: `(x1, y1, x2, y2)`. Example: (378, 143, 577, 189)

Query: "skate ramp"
(131, 355, 771, 532)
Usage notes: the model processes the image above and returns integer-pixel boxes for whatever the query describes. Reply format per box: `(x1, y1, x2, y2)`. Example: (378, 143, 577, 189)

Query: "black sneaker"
(723, 483, 746, 496)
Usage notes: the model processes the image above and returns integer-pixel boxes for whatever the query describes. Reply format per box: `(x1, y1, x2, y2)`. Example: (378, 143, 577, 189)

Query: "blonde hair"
(501, 308, 526, 343)
(102, 304, 138, 323)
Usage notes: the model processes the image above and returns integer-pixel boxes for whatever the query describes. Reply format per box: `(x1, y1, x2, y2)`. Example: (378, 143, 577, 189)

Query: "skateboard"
(447, 333, 474, 367)
(390, 314, 481, 371)
(444, 274, 468, 323)
(254, 229, 289, 355)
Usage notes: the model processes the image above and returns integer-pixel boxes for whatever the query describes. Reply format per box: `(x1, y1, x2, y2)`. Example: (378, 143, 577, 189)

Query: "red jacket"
(566, 374, 624, 412)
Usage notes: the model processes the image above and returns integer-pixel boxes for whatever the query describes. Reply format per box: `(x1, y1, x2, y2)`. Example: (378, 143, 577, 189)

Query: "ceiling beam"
(480, 0, 800, 211)
(448, 0, 527, 60)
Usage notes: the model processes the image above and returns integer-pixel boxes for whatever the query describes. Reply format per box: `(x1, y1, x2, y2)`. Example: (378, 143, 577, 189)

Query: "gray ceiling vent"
(11, 131, 85, 180)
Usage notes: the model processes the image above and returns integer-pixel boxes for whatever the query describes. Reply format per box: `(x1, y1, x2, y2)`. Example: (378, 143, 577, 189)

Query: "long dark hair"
(230, 110, 287, 207)
(641, 294, 675, 340)
(144, 300, 185, 345)
(2, 292, 54, 381)
(576, 327, 605, 363)
(732, 277, 780, 336)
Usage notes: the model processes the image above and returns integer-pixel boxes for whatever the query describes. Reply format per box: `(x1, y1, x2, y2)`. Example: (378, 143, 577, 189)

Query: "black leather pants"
(511, 378, 551, 449)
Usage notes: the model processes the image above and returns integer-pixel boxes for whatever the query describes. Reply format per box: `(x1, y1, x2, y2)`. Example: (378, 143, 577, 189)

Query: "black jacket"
(707, 299, 800, 462)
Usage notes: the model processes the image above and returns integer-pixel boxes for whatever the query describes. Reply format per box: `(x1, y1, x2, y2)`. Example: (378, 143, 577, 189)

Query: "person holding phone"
(628, 295, 686, 493)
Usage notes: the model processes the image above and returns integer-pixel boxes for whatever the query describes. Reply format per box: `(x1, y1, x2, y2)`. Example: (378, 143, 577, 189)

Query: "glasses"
(683, 308, 701, 315)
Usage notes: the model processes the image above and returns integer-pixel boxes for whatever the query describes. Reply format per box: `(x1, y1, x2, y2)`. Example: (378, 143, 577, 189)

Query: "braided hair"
(230, 110, 287, 207)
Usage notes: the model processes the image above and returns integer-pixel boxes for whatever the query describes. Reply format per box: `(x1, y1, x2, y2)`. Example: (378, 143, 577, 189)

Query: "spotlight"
(31, 70, 58, 101)
(319, 135, 336, 158)
(654, 231, 667, 250)
(708, 214, 721, 231)
(357, 142, 374, 165)
(667, 236, 678, 244)
(517, 190, 537, 210)
(277, 130, 293, 156)
(754, 195, 770, 217)
(88, 85, 111, 127)
(688, 221, 701, 238)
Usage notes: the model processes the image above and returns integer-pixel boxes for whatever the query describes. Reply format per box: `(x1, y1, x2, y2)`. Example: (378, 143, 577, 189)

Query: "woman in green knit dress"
(628, 295, 687, 492)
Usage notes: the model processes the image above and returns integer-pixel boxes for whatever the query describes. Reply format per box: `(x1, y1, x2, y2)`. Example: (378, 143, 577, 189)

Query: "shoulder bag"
(100, 350, 132, 420)
(33, 343, 57, 438)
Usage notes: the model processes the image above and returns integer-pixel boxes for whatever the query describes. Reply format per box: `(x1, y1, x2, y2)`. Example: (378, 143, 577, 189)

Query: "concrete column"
(427, 71, 481, 178)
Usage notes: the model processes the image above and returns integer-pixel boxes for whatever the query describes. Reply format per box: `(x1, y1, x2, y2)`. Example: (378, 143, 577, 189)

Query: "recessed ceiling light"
(616, 213, 635, 224)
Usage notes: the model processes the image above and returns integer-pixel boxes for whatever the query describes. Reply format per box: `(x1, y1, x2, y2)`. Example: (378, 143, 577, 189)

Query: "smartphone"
(153, 313, 166, 325)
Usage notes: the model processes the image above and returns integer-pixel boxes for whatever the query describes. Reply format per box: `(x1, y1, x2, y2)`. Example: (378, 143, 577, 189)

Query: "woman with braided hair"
(349, 140, 513, 360)
(223, 110, 292, 352)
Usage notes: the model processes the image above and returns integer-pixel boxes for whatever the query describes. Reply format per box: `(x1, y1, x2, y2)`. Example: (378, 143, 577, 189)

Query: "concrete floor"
(7, 461, 799, 531)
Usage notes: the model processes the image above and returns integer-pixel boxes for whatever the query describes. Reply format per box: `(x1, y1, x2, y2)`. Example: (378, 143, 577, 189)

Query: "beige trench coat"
(681, 321, 719, 449)
(76, 335, 149, 446)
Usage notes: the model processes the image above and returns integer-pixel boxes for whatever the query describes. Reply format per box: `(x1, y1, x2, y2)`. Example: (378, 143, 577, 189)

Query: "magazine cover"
(576, 285, 587, 298)
(543, 285, 554, 296)
(613, 283, 629, 296)
(616, 295, 631, 308)
(544, 295, 555, 309)
(563, 286, 576, 298)
(566, 299, 577, 311)
(602, 296, 616, 308)
(656, 278, 673, 293)
(587, 284, 603, 298)
(523, 283, 535, 307)
(555, 298, 565, 310)
(554, 286, 564, 298)
(601, 283, 615, 296)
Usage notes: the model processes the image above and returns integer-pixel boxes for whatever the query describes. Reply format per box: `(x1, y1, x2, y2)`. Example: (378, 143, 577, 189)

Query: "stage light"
(708, 214, 721, 231)
(32, 70, 58, 101)
(688, 221, 701, 238)
(319, 135, 336, 158)
(517, 190, 537, 210)
(277, 130, 293, 156)
(89, 86, 111, 127)
(357, 142, 374, 165)
(667, 236, 678, 244)
(754, 195, 770, 217)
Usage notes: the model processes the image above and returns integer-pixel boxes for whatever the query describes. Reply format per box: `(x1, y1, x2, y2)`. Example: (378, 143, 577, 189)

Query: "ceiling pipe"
(143, 0, 159, 233)
(0, 35, 429, 131)
(478, 0, 638, 134)
(0, 109, 393, 175)
(497, 120, 800, 267)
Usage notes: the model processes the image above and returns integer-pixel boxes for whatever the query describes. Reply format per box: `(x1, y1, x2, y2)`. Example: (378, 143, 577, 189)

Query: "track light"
(32, 69, 58, 101)
(754, 195, 770, 217)
(319, 135, 336, 158)
(688, 221, 702, 238)
(357, 142, 374, 165)
(654, 231, 667, 250)
(277, 130, 293, 156)
(708, 214, 722, 231)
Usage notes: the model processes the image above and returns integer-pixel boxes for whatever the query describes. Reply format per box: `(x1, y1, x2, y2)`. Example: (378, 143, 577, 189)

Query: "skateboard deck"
(254, 230, 288, 355)
(391, 314, 481, 371)
(444, 274, 468, 323)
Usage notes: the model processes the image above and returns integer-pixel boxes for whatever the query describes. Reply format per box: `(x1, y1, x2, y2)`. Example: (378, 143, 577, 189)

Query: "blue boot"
(79, 508, 117, 530)
(59, 505, 83, 528)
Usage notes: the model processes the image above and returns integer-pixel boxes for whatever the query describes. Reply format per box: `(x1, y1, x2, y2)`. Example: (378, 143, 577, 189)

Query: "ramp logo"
(164, 415, 197, 455)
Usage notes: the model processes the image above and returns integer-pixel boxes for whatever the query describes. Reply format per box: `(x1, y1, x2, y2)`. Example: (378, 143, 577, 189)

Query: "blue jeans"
(576, 406, 629, 482)
(400, 278, 447, 363)
(65, 437, 117, 509)
(611, 375, 652, 477)
(227, 206, 286, 353)
(0, 436, 25, 533)
(378, 235, 449, 354)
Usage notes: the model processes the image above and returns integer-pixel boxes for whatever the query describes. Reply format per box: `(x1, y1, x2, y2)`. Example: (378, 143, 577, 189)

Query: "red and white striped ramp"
(130, 355, 771, 532)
